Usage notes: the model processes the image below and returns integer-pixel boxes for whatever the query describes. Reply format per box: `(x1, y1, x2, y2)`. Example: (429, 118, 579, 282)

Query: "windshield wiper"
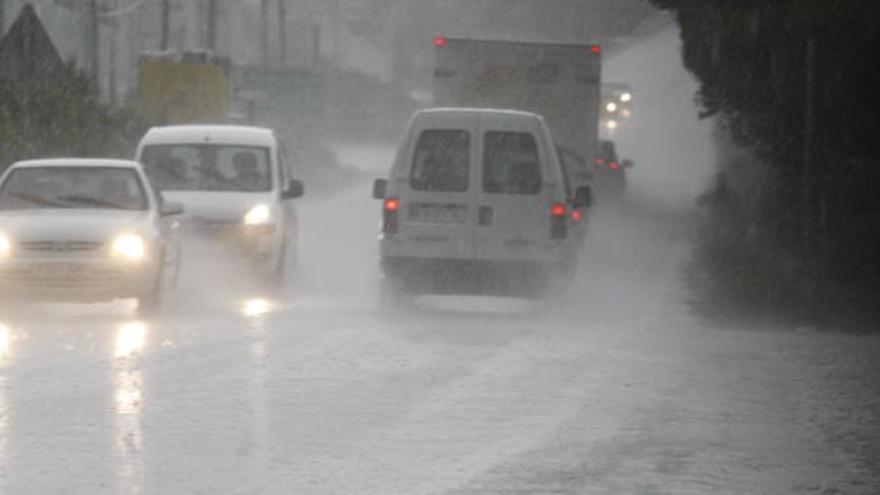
(7, 192, 69, 208)
(57, 195, 128, 209)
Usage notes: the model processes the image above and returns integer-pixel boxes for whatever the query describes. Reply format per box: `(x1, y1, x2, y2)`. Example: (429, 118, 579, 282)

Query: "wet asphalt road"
(0, 182, 877, 494)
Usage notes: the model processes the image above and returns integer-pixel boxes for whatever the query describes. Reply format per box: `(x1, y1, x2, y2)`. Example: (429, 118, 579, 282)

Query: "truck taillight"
(550, 203, 567, 239)
(434, 36, 448, 48)
(590, 45, 601, 54)
(383, 198, 400, 234)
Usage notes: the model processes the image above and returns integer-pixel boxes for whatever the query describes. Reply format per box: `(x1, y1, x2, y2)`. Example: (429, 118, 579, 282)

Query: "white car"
(134, 125, 304, 281)
(0, 159, 183, 310)
(372, 108, 591, 298)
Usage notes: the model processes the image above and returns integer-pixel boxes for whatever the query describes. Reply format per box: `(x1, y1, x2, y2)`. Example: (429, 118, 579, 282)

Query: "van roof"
(414, 107, 543, 120)
(139, 125, 276, 147)
(10, 158, 142, 170)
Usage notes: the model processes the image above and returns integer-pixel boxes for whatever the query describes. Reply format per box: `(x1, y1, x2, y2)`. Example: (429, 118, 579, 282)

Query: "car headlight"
(0, 235, 10, 258)
(244, 204, 272, 226)
(111, 234, 146, 261)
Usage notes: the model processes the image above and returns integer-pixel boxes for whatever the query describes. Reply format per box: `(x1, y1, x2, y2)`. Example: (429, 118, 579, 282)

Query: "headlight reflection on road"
(0, 324, 11, 361)
(116, 372, 143, 416)
(241, 297, 275, 318)
(0, 235, 10, 258)
(113, 319, 145, 484)
(115, 321, 147, 359)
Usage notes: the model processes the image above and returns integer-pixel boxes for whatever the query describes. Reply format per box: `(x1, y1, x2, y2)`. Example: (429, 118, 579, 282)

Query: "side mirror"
(160, 201, 185, 217)
(572, 185, 593, 209)
(282, 180, 304, 200)
(622, 159, 634, 169)
(373, 179, 388, 199)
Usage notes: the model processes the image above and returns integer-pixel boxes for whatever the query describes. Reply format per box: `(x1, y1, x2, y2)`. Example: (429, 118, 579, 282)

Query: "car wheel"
(137, 264, 164, 316)
(275, 241, 287, 278)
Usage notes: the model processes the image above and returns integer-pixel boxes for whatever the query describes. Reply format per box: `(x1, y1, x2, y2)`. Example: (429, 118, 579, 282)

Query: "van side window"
(483, 132, 541, 194)
(410, 130, 470, 192)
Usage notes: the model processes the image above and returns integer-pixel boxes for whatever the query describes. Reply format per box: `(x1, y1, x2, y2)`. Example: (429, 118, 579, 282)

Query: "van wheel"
(379, 274, 412, 310)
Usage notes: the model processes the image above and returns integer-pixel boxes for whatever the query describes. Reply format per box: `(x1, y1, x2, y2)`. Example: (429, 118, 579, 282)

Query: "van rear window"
(483, 132, 541, 194)
(410, 130, 470, 192)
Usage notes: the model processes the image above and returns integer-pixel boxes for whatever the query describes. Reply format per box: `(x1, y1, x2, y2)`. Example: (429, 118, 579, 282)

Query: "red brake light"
(434, 36, 448, 48)
(551, 203, 567, 218)
(590, 45, 601, 54)
(571, 210, 582, 222)
(595, 158, 605, 165)
(609, 162, 619, 170)
(384, 198, 400, 212)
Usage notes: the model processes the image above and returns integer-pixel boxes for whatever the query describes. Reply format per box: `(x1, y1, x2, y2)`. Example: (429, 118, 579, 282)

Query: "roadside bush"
(0, 61, 142, 170)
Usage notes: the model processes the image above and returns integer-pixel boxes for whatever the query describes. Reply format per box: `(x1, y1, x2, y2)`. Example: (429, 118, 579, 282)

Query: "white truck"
(432, 36, 602, 168)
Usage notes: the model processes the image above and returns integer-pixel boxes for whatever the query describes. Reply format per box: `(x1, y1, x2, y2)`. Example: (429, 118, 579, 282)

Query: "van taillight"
(550, 202, 567, 239)
(383, 198, 400, 234)
(551, 203, 567, 218)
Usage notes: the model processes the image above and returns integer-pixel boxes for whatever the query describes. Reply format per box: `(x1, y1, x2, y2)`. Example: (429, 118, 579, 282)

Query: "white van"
(373, 108, 591, 298)
(134, 125, 304, 281)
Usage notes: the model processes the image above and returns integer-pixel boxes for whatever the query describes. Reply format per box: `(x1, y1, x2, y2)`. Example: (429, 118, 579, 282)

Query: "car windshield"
(140, 144, 272, 192)
(0, 166, 148, 211)
(596, 140, 618, 162)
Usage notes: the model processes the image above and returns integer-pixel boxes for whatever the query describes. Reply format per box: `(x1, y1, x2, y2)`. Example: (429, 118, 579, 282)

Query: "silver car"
(0, 159, 184, 311)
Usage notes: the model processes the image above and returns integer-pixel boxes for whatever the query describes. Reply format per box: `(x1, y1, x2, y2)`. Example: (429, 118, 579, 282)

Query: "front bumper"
(0, 258, 159, 302)
(184, 220, 279, 263)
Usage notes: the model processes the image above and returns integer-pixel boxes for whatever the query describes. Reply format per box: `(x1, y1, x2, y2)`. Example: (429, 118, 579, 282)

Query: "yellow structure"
(137, 56, 230, 124)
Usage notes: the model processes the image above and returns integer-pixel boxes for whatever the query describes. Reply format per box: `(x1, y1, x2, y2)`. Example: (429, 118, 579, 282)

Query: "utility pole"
(801, 35, 815, 249)
(206, 0, 217, 52)
(278, 0, 287, 64)
(89, 0, 100, 81)
(260, 0, 269, 66)
(108, 0, 118, 105)
(160, 0, 170, 51)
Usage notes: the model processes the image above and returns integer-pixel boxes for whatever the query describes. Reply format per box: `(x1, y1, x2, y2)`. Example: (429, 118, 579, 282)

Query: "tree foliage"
(0, 61, 140, 170)
(653, 0, 880, 311)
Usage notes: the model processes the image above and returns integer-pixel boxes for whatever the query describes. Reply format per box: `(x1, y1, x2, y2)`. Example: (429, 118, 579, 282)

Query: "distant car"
(372, 108, 592, 299)
(135, 125, 304, 281)
(0, 159, 183, 311)
(556, 145, 593, 242)
(592, 139, 632, 199)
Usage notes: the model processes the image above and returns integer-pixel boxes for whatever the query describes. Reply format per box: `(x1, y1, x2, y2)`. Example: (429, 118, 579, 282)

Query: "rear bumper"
(380, 256, 565, 297)
(0, 258, 159, 302)
(380, 233, 574, 265)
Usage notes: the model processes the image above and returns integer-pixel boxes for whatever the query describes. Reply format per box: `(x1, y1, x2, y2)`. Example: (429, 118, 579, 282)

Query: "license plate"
(409, 204, 467, 224)
(34, 263, 85, 278)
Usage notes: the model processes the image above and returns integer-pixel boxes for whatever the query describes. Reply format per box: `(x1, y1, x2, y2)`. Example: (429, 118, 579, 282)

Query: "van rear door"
(395, 117, 477, 261)
(473, 113, 555, 262)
